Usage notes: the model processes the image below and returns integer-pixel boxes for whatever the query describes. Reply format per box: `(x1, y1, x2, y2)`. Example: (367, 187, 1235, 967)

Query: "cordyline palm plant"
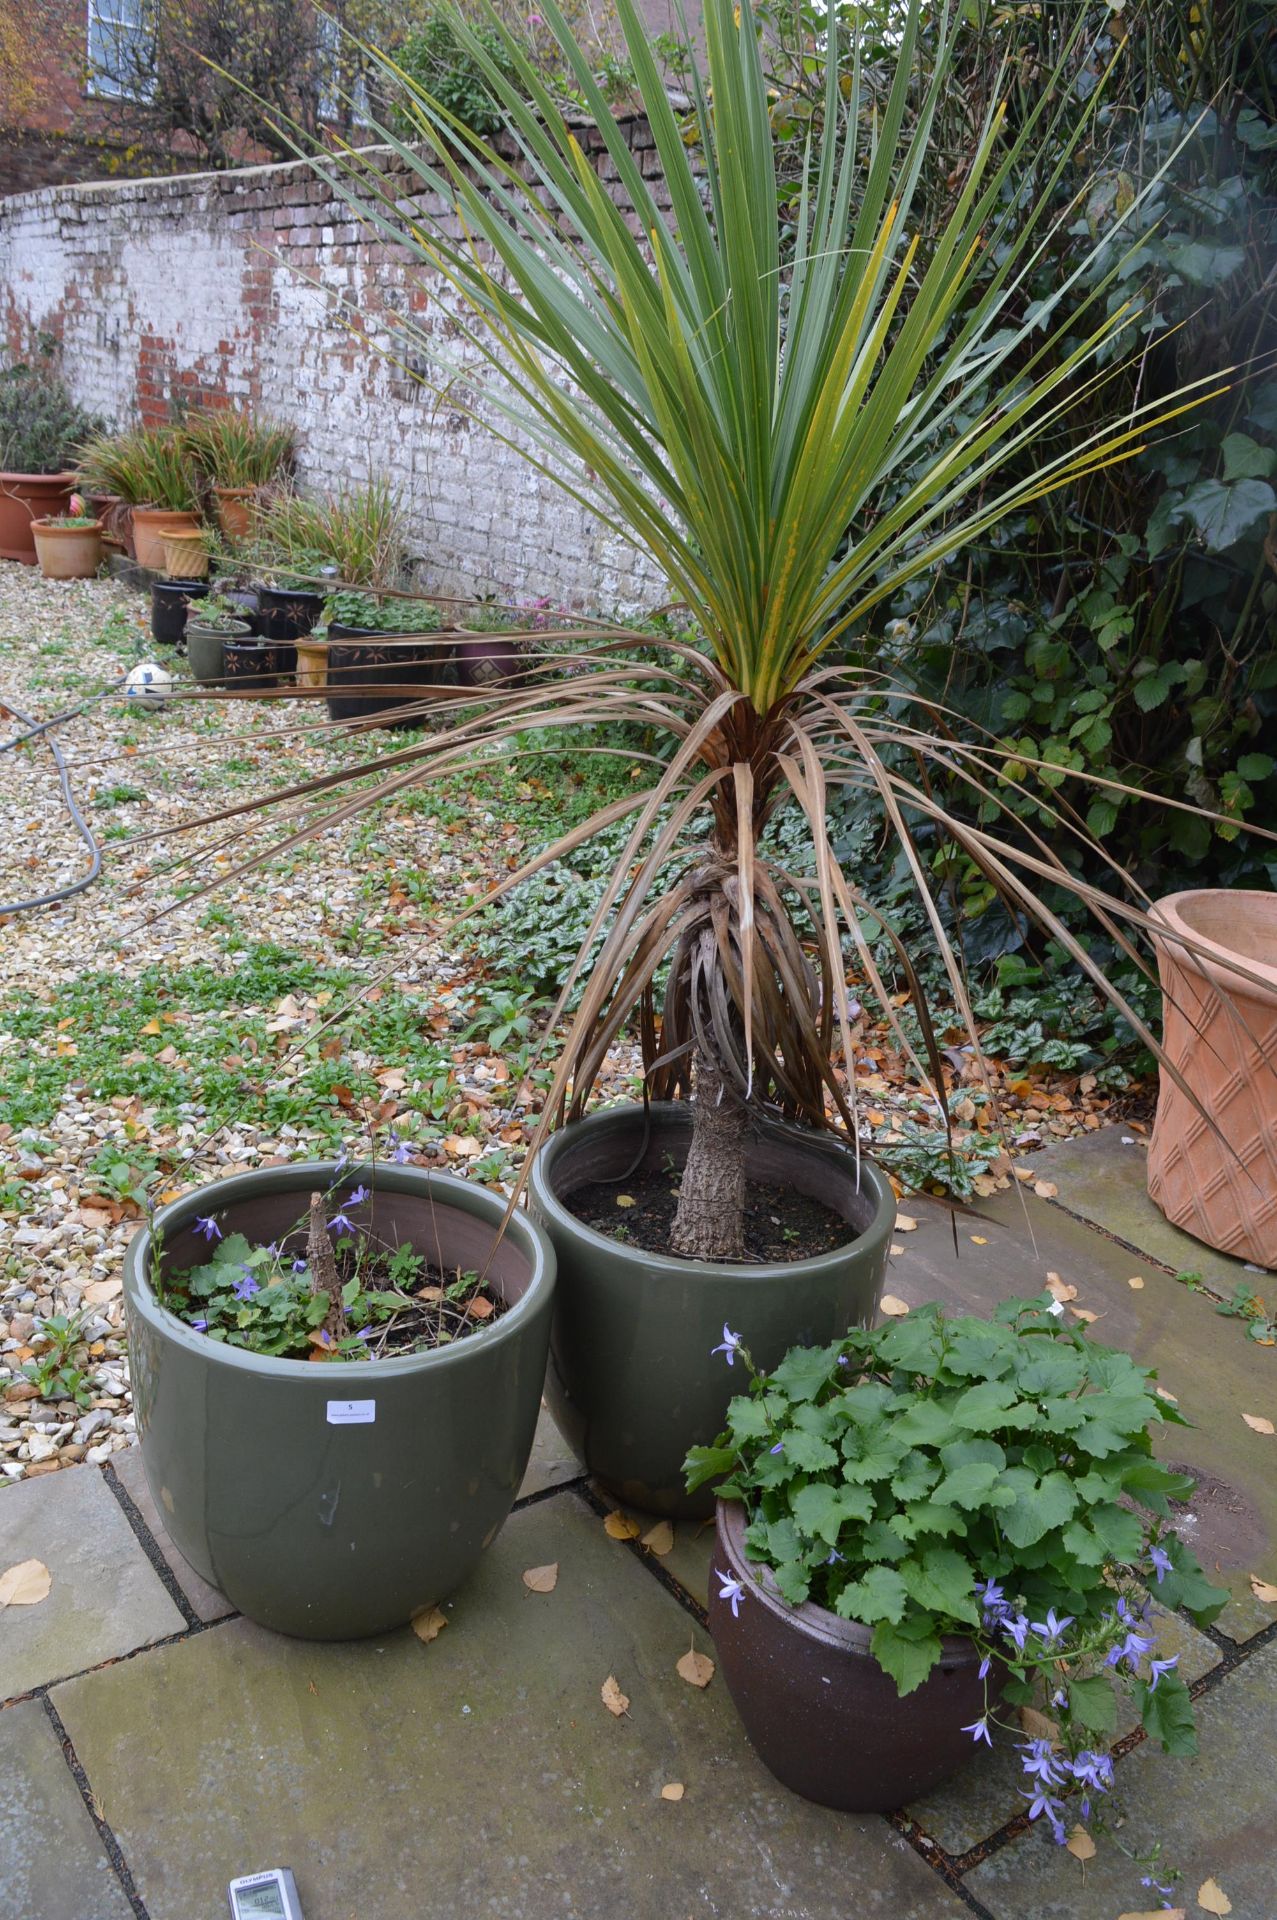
(199, 0, 1246, 1261)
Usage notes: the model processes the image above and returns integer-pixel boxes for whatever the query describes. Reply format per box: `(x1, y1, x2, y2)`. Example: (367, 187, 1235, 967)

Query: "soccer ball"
(124, 662, 174, 706)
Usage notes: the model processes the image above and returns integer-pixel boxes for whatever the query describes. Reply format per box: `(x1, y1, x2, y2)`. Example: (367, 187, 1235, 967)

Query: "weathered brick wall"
(0, 125, 671, 612)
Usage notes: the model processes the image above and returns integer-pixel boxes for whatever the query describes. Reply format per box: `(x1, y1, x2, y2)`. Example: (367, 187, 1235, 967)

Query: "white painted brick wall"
(0, 131, 671, 615)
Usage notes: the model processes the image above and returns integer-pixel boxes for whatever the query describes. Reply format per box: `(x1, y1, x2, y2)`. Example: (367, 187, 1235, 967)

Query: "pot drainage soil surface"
(567, 1165, 850, 1262)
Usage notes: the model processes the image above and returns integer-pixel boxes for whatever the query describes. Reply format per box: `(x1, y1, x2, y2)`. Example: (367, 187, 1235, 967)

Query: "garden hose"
(0, 685, 119, 916)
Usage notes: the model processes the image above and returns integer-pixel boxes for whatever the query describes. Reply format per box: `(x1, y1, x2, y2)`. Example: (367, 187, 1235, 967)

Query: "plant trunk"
(308, 1191, 345, 1339)
(670, 1054, 748, 1261)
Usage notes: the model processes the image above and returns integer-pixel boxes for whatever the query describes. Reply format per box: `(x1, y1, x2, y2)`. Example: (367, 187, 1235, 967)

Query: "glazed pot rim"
(32, 518, 103, 533)
(125, 1160, 554, 1381)
(716, 1498, 982, 1664)
(0, 468, 79, 484)
(529, 1101, 895, 1282)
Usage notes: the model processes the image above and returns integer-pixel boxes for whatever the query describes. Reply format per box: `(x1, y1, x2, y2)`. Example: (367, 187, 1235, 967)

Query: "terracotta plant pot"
(710, 1500, 997, 1811)
(294, 635, 329, 690)
(527, 1102, 895, 1518)
(186, 617, 250, 685)
(0, 471, 76, 563)
(86, 492, 130, 553)
(162, 529, 210, 579)
(151, 578, 209, 647)
(1147, 889, 1277, 1266)
(31, 518, 103, 580)
(122, 1161, 556, 1638)
(132, 508, 201, 572)
(213, 485, 257, 542)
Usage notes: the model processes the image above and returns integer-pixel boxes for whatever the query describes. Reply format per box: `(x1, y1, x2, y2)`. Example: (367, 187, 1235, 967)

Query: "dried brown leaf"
(0, 1558, 51, 1608)
(1045, 1273, 1077, 1303)
(1117, 1910, 1186, 1919)
(1018, 1705, 1059, 1742)
(1248, 1575, 1277, 1604)
(659, 1782, 685, 1802)
(1070, 1306, 1099, 1323)
(522, 1563, 559, 1593)
(1197, 1879, 1232, 1915)
(894, 1213, 918, 1232)
(676, 1648, 715, 1689)
(604, 1510, 641, 1541)
(410, 1605, 448, 1644)
(1065, 1826, 1096, 1862)
(1242, 1413, 1274, 1435)
(1033, 1180, 1059, 1199)
(879, 1295, 911, 1318)
(641, 1521, 674, 1556)
(1128, 1275, 1145, 1290)
(601, 1674, 630, 1716)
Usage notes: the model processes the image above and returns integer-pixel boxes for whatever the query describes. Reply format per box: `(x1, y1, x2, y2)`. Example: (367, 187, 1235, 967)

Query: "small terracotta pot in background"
(709, 1500, 997, 1812)
(132, 508, 201, 572)
(31, 517, 104, 580)
(1147, 889, 1277, 1267)
(294, 635, 329, 690)
(213, 486, 257, 542)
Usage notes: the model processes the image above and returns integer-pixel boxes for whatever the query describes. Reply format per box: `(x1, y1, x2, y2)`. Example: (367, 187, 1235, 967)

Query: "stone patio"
(3, 1128, 1275, 1920)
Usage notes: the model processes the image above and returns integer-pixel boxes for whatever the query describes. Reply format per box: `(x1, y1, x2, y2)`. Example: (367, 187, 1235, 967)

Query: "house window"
(86, 0, 154, 100)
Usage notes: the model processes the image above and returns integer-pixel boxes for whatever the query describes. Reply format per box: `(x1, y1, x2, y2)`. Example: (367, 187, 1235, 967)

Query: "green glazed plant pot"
(123, 1162, 556, 1639)
(527, 1103, 895, 1518)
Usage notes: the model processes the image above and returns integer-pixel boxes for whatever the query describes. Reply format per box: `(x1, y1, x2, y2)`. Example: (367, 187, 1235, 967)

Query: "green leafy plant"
(22, 1311, 94, 1407)
(322, 590, 443, 632)
(41, 514, 100, 529)
(251, 479, 406, 587)
(76, 427, 201, 510)
(183, 409, 296, 489)
(393, 10, 519, 139)
(687, 1299, 1226, 1836)
(187, 593, 251, 631)
(193, 0, 1253, 1267)
(0, 360, 103, 474)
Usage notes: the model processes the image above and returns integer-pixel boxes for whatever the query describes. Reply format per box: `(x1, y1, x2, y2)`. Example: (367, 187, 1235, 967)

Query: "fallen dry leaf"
(0, 1558, 51, 1608)
(1156, 1385, 1179, 1404)
(659, 1782, 685, 1802)
(970, 1235, 988, 1246)
(82, 1278, 123, 1305)
(410, 1605, 448, 1644)
(604, 1510, 642, 1541)
(1065, 1826, 1096, 1862)
(1242, 1413, 1274, 1435)
(1118, 1911, 1186, 1920)
(1070, 1306, 1099, 1324)
(1034, 1180, 1059, 1199)
(601, 1674, 630, 1716)
(521, 1563, 558, 1594)
(1018, 1704, 1059, 1742)
(442, 1134, 483, 1159)
(1045, 1272, 1078, 1304)
(676, 1648, 715, 1689)
(1248, 1575, 1277, 1604)
(1197, 1879, 1232, 1916)
(1128, 1275, 1145, 1290)
(615, 1193, 636, 1208)
(465, 1296, 495, 1321)
(889, 1242, 905, 1256)
(894, 1213, 918, 1232)
(641, 1521, 674, 1556)
(879, 1295, 911, 1317)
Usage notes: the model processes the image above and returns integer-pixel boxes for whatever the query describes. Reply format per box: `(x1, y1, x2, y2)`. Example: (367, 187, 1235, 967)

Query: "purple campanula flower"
(1148, 1543, 1173, 1583)
(232, 1274, 260, 1302)
(1107, 1628, 1155, 1671)
(1023, 1789, 1068, 1844)
(769, 1440, 784, 1455)
(1071, 1750, 1114, 1793)
(826, 1548, 844, 1565)
(978, 1654, 992, 1680)
(190, 1316, 208, 1331)
(716, 1569, 746, 1617)
(1031, 1608, 1074, 1650)
(1002, 1612, 1031, 1653)
(194, 1215, 221, 1241)
(977, 1577, 1006, 1614)
(1148, 1654, 1180, 1690)
(292, 1257, 308, 1273)
(711, 1324, 742, 1366)
(962, 1716, 993, 1747)
(346, 1184, 370, 1207)
(1020, 1739, 1065, 1788)
(328, 1209, 356, 1237)
(391, 1137, 413, 1164)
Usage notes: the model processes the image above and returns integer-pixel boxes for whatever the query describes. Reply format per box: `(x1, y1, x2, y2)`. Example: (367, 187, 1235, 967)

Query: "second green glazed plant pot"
(527, 1103, 895, 1518)
(123, 1162, 555, 1639)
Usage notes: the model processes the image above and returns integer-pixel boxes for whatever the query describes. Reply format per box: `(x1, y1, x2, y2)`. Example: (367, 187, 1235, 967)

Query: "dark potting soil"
(566, 1164, 850, 1263)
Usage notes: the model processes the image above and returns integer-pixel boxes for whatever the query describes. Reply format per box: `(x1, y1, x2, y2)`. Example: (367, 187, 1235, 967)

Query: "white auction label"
(326, 1399, 376, 1425)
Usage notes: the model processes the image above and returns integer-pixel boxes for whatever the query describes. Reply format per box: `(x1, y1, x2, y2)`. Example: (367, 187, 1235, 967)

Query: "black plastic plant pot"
(325, 624, 458, 728)
(255, 585, 325, 641)
(223, 638, 297, 689)
(710, 1500, 998, 1811)
(527, 1102, 895, 1519)
(151, 577, 209, 647)
(122, 1162, 556, 1640)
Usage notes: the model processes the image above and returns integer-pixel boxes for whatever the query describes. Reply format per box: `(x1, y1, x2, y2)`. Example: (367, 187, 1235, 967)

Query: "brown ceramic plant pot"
(709, 1500, 997, 1811)
(213, 485, 257, 541)
(0, 471, 76, 562)
(1147, 889, 1277, 1267)
(31, 518, 103, 580)
(131, 507, 201, 572)
(161, 528, 210, 579)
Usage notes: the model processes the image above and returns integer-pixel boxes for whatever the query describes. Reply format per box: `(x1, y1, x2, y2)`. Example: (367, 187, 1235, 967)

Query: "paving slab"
(966, 1638, 1277, 1920)
(0, 1465, 186, 1702)
(884, 1183, 1277, 1639)
(906, 1595, 1222, 1857)
(1022, 1127, 1274, 1291)
(52, 1490, 969, 1920)
(109, 1445, 235, 1626)
(519, 1403, 585, 1500)
(0, 1699, 134, 1920)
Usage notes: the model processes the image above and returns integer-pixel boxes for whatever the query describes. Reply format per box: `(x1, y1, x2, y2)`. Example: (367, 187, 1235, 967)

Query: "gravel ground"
(0, 563, 613, 1482)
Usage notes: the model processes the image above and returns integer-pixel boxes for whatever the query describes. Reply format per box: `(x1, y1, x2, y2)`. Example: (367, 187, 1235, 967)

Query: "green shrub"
(392, 12, 517, 140)
(0, 362, 103, 474)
